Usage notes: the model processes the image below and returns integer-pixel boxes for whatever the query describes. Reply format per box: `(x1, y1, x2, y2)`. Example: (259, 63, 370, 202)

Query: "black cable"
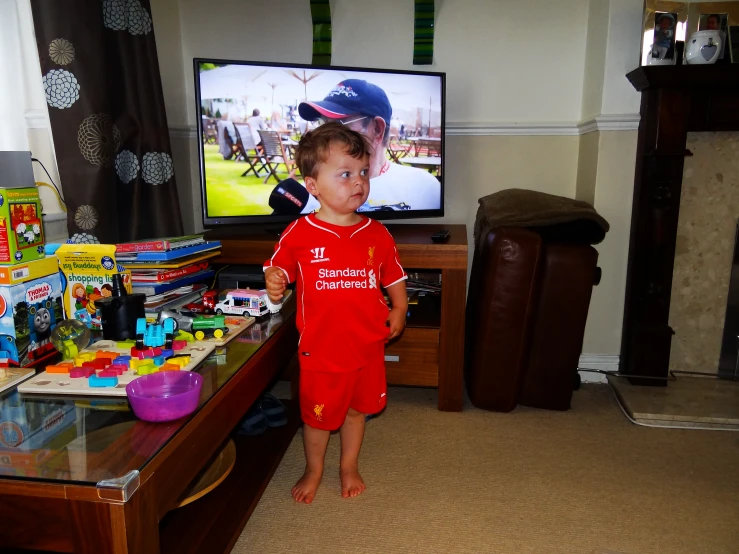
(31, 157, 65, 203)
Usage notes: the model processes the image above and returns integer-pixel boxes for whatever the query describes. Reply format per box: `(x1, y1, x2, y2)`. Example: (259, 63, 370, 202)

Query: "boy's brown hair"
(294, 121, 370, 178)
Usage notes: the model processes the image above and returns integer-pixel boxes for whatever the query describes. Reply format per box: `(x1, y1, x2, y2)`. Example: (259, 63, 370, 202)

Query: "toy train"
(156, 310, 229, 340)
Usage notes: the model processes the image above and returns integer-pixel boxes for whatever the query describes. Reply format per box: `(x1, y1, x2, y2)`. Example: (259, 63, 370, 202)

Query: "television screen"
(194, 59, 445, 226)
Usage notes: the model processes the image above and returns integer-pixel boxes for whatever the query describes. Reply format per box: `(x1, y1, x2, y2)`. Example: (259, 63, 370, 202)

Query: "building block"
(130, 358, 154, 370)
(98, 369, 121, 378)
(81, 352, 96, 362)
(117, 340, 136, 349)
(83, 359, 109, 370)
(108, 364, 127, 375)
(172, 340, 187, 351)
(69, 367, 90, 378)
(152, 356, 166, 366)
(95, 351, 119, 360)
(47, 364, 72, 374)
(62, 339, 78, 359)
(88, 375, 118, 387)
(167, 355, 190, 368)
(113, 356, 131, 365)
(136, 366, 157, 376)
(160, 349, 174, 358)
(159, 363, 180, 371)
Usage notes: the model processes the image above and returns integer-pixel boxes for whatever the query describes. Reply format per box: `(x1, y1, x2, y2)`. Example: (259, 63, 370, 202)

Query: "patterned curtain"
(30, 0, 183, 244)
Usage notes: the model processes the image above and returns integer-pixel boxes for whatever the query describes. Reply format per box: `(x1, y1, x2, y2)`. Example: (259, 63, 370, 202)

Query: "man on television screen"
(296, 79, 441, 213)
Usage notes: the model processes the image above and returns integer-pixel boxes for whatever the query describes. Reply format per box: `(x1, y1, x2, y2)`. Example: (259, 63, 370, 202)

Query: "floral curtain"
(30, 0, 183, 244)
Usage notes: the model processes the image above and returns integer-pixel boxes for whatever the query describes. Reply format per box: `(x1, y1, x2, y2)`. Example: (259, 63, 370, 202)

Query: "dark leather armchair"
(465, 227, 599, 412)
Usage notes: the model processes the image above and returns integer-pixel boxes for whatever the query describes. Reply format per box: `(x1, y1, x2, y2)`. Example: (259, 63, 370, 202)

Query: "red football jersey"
(264, 214, 406, 372)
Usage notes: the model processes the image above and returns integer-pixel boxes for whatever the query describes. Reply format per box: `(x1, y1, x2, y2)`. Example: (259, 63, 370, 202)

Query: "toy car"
(135, 318, 175, 350)
(157, 309, 195, 333)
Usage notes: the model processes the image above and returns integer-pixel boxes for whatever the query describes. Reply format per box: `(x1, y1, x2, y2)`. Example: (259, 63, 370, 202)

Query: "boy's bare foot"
(292, 468, 322, 503)
(340, 466, 366, 498)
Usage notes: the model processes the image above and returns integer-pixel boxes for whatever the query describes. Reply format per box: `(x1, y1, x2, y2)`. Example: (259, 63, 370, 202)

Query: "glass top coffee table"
(0, 301, 298, 554)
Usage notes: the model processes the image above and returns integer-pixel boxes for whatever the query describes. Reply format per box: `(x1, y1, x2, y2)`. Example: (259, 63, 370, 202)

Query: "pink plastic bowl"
(126, 371, 203, 422)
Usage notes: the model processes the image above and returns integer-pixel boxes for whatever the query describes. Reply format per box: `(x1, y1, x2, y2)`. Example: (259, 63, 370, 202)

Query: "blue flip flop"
(260, 393, 287, 427)
(237, 403, 267, 435)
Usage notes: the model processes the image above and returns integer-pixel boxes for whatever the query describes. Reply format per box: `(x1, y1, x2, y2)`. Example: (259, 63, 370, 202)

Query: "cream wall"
(150, 0, 639, 359)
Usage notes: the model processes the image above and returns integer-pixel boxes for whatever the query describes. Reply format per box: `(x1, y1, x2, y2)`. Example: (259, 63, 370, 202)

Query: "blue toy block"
(161, 349, 173, 358)
(153, 356, 165, 366)
(113, 356, 131, 365)
(88, 375, 118, 387)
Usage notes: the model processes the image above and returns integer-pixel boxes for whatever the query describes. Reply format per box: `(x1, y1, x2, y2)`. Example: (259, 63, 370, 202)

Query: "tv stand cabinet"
(205, 223, 468, 412)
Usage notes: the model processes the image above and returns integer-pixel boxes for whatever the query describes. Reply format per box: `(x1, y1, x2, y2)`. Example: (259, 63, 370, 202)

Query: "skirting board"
(578, 354, 620, 383)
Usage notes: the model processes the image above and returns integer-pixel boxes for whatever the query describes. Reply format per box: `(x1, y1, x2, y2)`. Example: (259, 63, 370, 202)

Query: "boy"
(264, 122, 408, 504)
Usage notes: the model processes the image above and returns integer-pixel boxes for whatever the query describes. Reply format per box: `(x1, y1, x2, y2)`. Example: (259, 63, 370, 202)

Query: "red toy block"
(98, 369, 120, 378)
(108, 364, 127, 375)
(152, 347, 163, 356)
(172, 340, 187, 351)
(70, 367, 95, 378)
(83, 359, 109, 370)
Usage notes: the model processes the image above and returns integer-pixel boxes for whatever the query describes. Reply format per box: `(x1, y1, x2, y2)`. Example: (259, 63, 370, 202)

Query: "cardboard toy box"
(56, 244, 131, 330)
(0, 187, 45, 265)
(0, 256, 63, 365)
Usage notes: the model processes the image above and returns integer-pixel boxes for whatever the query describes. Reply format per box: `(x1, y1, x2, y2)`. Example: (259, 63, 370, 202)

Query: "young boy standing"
(264, 122, 408, 504)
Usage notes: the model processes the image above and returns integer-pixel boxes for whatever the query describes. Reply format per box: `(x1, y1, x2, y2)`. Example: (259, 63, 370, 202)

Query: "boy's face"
(305, 144, 370, 215)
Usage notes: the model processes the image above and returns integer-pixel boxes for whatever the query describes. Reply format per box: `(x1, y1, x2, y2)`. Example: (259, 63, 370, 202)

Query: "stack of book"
(115, 235, 221, 315)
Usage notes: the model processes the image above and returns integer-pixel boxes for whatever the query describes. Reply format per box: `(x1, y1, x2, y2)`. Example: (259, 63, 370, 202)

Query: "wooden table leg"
(438, 268, 466, 411)
(70, 484, 159, 554)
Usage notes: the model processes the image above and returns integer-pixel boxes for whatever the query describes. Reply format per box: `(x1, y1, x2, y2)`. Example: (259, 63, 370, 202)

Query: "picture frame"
(698, 12, 730, 60)
(650, 12, 679, 61)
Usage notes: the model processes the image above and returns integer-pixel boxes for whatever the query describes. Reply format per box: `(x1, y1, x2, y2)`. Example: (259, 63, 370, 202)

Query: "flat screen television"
(194, 59, 445, 226)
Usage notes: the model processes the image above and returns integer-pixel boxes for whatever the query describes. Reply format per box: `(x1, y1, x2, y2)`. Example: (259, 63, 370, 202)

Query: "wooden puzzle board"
(18, 340, 216, 397)
(0, 367, 35, 393)
(208, 316, 255, 346)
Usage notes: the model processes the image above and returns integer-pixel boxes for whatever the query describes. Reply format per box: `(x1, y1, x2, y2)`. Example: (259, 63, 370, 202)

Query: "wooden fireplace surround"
(621, 65, 739, 383)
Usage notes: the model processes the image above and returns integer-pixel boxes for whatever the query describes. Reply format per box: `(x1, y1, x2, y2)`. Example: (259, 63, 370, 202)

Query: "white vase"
(685, 30, 722, 64)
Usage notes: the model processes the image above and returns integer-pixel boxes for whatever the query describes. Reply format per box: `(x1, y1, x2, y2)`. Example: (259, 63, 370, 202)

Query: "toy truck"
(135, 318, 175, 350)
(191, 315, 229, 340)
(213, 289, 269, 317)
(183, 290, 218, 314)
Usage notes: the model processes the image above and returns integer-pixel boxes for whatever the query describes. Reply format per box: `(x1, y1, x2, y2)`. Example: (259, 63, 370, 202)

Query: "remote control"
(431, 229, 451, 243)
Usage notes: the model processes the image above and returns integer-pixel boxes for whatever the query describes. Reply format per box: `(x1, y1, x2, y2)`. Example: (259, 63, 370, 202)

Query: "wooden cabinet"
(206, 223, 468, 411)
(385, 327, 440, 387)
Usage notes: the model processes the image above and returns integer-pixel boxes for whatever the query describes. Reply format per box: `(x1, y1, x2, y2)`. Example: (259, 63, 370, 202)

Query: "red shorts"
(300, 355, 387, 431)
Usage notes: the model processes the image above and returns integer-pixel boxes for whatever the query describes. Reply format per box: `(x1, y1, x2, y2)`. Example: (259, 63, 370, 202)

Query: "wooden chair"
(258, 129, 298, 184)
(386, 135, 411, 163)
(221, 123, 240, 161)
(234, 124, 268, 178)
(203, 119, 218, 144)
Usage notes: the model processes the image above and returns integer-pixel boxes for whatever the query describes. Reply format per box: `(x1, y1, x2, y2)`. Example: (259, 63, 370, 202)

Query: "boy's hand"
(265, 267, 287, 302)
(386, 307, 406, 341)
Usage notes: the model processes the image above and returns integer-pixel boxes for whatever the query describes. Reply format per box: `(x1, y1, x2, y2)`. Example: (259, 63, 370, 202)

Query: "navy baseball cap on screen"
(299, 79, 392, 124)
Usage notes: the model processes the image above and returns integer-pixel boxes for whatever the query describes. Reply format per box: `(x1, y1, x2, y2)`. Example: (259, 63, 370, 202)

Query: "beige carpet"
(233, 385, 739, 554)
